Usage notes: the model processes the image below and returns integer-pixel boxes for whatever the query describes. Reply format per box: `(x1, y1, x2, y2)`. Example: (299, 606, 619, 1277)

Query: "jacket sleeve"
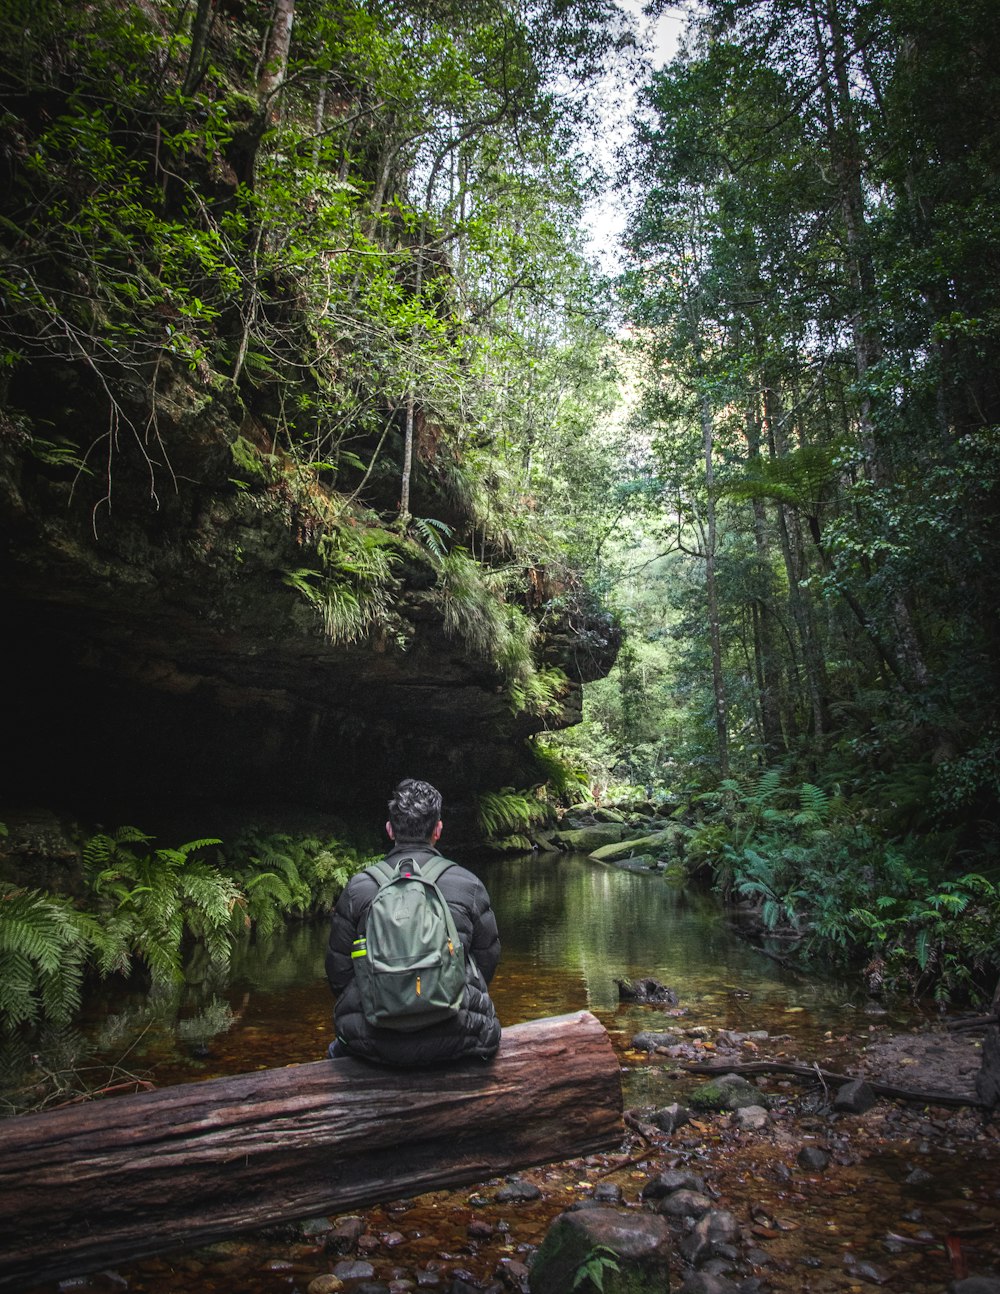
(325, 881, 361, 995)
(469, 881, 501, 986)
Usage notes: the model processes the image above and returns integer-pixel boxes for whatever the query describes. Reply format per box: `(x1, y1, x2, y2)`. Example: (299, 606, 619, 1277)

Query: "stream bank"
(13, 1012, 999, 1294)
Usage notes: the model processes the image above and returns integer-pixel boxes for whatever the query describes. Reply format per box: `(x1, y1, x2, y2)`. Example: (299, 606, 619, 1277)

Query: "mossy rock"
(528, 1207, 672, 1294)
(588, 831, 675, 863)
(688, 1072, 772, 1111)
(551, 825, 630, 853)
(483, 833, 534, 854)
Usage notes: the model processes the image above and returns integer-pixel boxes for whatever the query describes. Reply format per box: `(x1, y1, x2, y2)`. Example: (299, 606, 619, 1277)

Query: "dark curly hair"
(388, 779, 443, 842)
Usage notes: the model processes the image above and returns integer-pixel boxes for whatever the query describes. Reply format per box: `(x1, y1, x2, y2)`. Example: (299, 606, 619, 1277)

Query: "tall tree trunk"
(258, 0, 295, 110)
(701, 392, 729, 777)
(743, 364, 784, 757)
(181, 0, 216, 97)
(763, 384, 829, 743)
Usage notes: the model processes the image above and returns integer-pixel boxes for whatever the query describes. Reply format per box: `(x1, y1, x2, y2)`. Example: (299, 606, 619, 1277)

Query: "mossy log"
(0, 1011, 623, 1292)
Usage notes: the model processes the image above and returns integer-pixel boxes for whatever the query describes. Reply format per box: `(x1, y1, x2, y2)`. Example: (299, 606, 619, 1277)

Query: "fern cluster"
(0, 890, 92, 1030)
(683, 770, 1000, 1006)
(0, 826, 368, 1034)
(284, 523, 401, 646)
(478, 789, 549, 840)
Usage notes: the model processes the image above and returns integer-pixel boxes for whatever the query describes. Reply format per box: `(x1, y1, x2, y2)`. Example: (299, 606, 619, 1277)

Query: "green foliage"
(530, 741, 591, 802)
(0, 825, 367, 1033)
(572, 1244, 621, 1293)
(0, 0, 624, 722)
(0, 890, 91, 1031)
(684, 770, 1000, 1005)
(84, 827, 232, 983)
(221, 831, 369, 937)
(478, 789, 548, 840)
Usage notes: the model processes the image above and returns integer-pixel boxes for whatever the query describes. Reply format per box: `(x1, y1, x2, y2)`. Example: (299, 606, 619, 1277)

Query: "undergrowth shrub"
(692, 771, 1000, 1006)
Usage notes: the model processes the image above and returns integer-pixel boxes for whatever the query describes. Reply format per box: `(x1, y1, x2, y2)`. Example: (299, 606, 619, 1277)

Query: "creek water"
(15, 852, 1000, 1294)
(72, 851, 870, 1091)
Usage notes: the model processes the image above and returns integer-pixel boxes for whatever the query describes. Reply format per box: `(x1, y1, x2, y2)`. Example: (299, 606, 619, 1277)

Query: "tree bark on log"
(0, 1011, 622, 1292)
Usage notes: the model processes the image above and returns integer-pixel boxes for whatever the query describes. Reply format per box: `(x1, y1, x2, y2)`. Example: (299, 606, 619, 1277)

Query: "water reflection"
(4, 853, 878, 1104)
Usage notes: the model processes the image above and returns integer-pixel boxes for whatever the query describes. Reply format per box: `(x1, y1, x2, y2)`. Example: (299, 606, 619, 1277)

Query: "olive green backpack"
(352, 856, 466, 1031)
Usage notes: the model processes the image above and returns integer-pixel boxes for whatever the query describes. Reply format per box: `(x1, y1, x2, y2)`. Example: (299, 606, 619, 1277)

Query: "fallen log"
(0, 1010, 622, 1292)
(680, 1059, 989, 1108)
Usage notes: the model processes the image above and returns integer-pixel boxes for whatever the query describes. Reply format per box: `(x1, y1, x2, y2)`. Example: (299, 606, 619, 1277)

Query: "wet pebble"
(843, 1253, 891, 1284)
(797, 1145, 830, 1170)
(306, 1276, 345, 1294)
(732, 1105, 770, 1131)
(327, 1216, 365, 1253)
(333, 1259, 376, 1280)
(677, 1273, 741, 1293)
(641, 1168, 706, 1198)
(657, 1188, 713, 1218)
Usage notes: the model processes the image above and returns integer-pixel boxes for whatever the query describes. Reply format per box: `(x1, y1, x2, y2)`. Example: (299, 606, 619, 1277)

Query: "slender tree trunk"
(763, 385, 828, 743)
(743, 362, 784, 757)
(311, 72, 328, 167)
(701, 392, 729, 777)
(181, 0, 215, 97)
(258, 0, 295, 109)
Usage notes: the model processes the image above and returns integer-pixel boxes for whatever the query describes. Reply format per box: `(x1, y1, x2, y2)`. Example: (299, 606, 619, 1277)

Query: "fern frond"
(0, 891, 90, 1031)
(409, 515, 453, 561)
(751, 769, 783, 806)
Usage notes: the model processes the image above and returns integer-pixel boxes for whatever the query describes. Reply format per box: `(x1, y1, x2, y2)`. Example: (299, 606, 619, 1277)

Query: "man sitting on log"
(325, 778, 501, 1066)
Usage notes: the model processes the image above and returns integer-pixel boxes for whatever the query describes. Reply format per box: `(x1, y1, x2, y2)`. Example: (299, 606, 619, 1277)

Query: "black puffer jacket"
(326, 844, 501, 1066)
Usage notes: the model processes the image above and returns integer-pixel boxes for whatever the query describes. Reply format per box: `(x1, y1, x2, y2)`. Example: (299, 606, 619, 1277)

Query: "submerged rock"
(689, 1073, 770, 1111)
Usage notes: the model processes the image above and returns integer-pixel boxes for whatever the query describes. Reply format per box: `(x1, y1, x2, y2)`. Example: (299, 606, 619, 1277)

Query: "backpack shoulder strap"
(418, 856, 454, 886)
(366, 860, 398, 889)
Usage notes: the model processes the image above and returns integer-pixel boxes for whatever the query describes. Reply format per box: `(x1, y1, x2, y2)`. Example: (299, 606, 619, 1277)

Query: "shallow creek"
(19, 853, 1000, 1293)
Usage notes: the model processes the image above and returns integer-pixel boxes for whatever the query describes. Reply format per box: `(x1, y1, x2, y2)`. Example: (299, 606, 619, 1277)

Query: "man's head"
(387, 778, 443, 844)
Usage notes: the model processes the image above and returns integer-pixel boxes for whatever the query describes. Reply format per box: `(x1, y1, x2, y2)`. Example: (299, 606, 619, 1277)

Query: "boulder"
(616, 978, 678, 1006)
(589, 832, 676, 863)
(796, 1145, 830, 1170)
(656, 1190, 712, 1219)
(551, 826, 631, 854)
(650, 1103, 690, 1134)
(832, 1079, 877, 1114)
(640, 1169, 706, 1200)
(689, 1073, 770, 1112)
(678, 1210, 741, 1266)
(528, 1207, 672, 1294)
(731, 1105, 770, 1131)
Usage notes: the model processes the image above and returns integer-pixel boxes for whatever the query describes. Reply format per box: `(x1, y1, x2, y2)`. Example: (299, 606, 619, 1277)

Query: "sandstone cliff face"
(1, 371, 618, 840)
